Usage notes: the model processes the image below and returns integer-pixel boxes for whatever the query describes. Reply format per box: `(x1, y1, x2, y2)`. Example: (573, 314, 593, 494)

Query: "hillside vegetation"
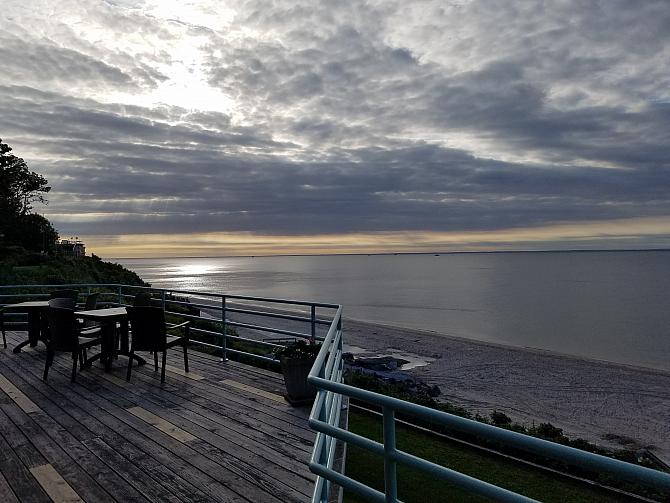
(0, 247, 147, 287)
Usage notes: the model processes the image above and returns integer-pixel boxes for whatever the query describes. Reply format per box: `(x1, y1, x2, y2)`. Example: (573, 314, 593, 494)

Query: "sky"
(1, 0, 669, 257)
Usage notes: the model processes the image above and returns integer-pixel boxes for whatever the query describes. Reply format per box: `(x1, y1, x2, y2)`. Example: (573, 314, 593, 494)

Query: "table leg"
(119, 319, 129, 353)
(101, 322, 115, 372)
(13, 310, 43, 353)
(13, 339, 31, 354)
(28, 311, 41, 347)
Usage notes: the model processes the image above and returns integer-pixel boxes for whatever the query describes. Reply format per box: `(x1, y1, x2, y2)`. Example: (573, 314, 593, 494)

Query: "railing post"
(310, 305, 316, 343)
(161, 290, 166, 310)
(117, 285, 122, 306)
(383, 407, 398, 503)
(220, 296, 228, 362)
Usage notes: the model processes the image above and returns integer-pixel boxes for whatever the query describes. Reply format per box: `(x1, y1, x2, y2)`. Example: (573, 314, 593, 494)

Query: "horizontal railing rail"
(0, 283, 338, 364)
(307, 308, 670, 503)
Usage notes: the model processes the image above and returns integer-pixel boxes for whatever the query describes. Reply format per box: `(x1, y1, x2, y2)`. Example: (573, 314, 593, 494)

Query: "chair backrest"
(127, 306, 167, 351)
(49, 289, 79, 301)
(84, 293, 99, 310)
(48, 298, 76, 310)
(133, 292, 154, 307)
(45, 307, 79, 351)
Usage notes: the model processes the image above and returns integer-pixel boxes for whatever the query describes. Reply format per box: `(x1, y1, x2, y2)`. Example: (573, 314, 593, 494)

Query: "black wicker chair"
(43, 306, 102, 382)
(126, 306, 189, 383)
(0, 307, 6, 349)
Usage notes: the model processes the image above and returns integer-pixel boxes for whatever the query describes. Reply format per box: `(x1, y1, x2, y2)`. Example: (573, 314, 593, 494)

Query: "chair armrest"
(166, 321, 190, 331)
(79, 326, 102, 337)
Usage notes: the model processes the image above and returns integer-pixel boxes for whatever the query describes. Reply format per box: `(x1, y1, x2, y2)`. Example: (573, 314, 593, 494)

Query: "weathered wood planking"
(0, 353, 228, 503)
(126, 406, 198, 443)
(99, 369, 313, 481)
(219, 379, 286, 403)
(0, 371, 41, 413)
(162, 363, 205, 380)
(29, 464, 84, 503)
(0, 470, 21, 503)
(1, 330, 315, 503)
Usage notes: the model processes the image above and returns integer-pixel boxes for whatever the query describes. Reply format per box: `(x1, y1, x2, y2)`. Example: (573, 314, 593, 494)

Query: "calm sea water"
(117, 251, 670, 371)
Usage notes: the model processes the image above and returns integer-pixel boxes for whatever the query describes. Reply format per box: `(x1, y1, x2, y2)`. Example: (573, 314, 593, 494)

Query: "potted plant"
(276, 339, 321, 405)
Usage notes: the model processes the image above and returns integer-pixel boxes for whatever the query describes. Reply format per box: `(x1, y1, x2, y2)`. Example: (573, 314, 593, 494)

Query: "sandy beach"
(339, 317, 670, 464)
(224, 304, 670, 465)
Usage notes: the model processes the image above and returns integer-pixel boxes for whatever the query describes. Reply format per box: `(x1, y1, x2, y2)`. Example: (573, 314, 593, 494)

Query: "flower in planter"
(275, 339, 321, 360)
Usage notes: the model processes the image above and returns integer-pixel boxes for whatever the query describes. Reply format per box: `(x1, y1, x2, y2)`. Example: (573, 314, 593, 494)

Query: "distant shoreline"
(109, 247, 670, 261)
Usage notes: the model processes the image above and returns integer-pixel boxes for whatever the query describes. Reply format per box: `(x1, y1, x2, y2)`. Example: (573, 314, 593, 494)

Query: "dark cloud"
(0, 0, 669, 247)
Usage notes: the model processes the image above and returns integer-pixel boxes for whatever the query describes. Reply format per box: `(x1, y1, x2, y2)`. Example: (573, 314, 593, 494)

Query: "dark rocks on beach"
(343, 353, 441, 398)
(351, 355, 410, 371)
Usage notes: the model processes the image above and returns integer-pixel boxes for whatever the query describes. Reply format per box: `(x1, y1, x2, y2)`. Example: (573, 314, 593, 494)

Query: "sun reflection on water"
(175, 263, 218, 276)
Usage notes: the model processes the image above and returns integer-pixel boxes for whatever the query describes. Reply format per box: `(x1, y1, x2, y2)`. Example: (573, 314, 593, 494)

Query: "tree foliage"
(0, 138, 56, 252)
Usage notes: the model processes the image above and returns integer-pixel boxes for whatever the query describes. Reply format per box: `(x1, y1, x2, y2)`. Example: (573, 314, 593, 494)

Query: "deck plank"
(29, 464, 84, 503)
(0, 331, 316, 503)
(0, 429, 51, 503)
(0, 470, 20, 503)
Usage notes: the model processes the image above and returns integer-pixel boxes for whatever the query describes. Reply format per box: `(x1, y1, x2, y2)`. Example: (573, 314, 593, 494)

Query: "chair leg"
(183, 343, 189, 373)
(1, 310, 6, 349)
(126, 349, 134, 381)
(43, 350, 54, 381)
(71, 351, 79, 382)
(154, 352, 159, 372)
(161, 351, 167, 383)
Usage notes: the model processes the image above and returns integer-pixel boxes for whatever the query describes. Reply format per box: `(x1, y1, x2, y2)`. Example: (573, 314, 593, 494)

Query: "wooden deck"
(0, 330, 315, 503)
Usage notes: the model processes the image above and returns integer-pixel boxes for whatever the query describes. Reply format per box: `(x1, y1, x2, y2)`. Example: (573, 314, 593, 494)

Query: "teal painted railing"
(307, 307, 670, 502)
(0, 283, 338, 364)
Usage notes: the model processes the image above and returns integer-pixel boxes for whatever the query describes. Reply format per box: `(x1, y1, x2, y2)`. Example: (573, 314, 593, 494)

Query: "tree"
(3, 213, 59, 253)
(1, 139, 56, 252)
(0, 139, 51, 216)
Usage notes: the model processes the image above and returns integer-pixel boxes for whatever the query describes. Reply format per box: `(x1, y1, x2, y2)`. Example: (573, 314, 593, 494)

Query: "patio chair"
(78, 293, 100, 328)
(0, 307, 6, 349)
(133, 292, 154, 307)
(43, 306, 102, 382)
(79, 292, 99, 310)
(126, 306, 190, 383)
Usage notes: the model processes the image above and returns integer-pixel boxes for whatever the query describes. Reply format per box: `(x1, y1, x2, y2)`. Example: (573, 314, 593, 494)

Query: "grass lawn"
(344, 409, 636, 503)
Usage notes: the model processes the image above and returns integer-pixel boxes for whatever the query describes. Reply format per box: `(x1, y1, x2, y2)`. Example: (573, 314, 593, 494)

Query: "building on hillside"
(56, 237, 86, 257)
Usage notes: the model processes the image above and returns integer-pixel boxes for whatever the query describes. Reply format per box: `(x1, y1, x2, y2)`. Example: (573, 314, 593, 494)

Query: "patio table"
(7, 300, 50, 353)
(75, 307, 146, 371)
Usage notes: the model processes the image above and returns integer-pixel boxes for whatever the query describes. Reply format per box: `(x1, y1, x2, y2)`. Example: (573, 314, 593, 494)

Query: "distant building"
(56, 237, 86, 257)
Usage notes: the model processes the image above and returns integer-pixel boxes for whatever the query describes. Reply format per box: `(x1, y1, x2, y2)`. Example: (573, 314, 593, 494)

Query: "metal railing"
(0, 283, 339, 364)
(307, 307, 670, 503)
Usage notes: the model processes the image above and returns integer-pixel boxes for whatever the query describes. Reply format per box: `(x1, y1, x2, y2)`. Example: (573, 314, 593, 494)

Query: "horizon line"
(106, 247, 670, 261)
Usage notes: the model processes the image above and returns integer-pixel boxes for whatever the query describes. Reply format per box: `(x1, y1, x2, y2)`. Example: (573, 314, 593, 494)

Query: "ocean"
(117, 251, 670, 371)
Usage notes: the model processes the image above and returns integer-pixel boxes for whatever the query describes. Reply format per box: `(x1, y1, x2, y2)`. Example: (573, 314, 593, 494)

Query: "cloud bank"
(1, 0, 669, 254)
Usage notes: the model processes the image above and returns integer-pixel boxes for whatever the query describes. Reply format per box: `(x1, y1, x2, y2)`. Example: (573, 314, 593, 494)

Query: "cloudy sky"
(1, 0, 669, 257)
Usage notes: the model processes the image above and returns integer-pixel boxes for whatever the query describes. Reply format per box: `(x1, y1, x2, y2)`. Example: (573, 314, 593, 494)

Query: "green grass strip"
(344, 409, 637, 503)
